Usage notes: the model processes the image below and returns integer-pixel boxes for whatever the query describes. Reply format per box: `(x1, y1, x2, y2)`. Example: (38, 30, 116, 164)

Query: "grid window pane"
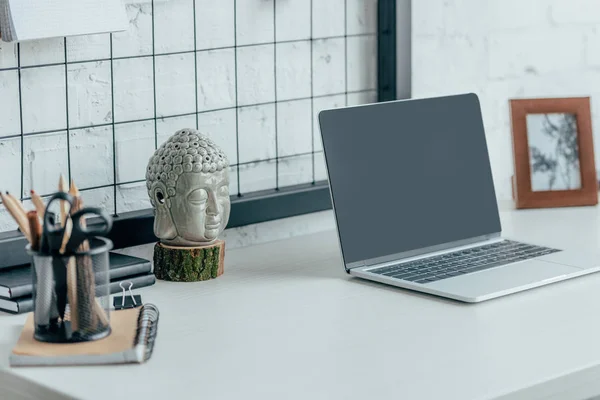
(239, 161, 276, 193)
(157, 115, 196, 145)
(117, 182, 151, 213)
(275, 0, 310, 42)
(67, 61, 113, 128)
(236, 0, 274, 46)
(347, 0, 378, 35)
(197, 49, 236, 111)
(155, 53, 196, 117)
(23, 132, 69, 197)
(157, 114, 197, 146)
(195, 0, 234, 50)
(347, 35, 377, 92)
(0, 138, 21, 232)
(70, 126, 114, 188)
(0, 137, 21, 196)
(313, 0, 345, 38)
(236, 44, 275, 106)
(197, 109, 238, 165)
(228, 166, 239, 196)
(312, 38, 346, 97)
(238, 104, 276, 164)
(112, 3, 153, 57)
(0, 41, 18, 69)
(278, 154, 313, 188)
(79, 186, 115, 214)
(66, 33, 111, 63)
(113, 57, 154, 122)
(276, 41, 311, 101)
(21, 66, 67, 134)
(154, 0, 195, 53)
(0, 70, 21, 138)
(277, 99, 312, 157)
(20, 38, 65, 67)
(115, 121, 155, 183)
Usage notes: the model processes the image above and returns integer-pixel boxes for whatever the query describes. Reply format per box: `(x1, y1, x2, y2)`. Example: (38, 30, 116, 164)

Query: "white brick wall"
(412, 0, 600, 204)
(0, 0, 379, 233)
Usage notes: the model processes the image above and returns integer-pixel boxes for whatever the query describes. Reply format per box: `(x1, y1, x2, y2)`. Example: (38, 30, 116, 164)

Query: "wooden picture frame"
(509, 97, 598, 209)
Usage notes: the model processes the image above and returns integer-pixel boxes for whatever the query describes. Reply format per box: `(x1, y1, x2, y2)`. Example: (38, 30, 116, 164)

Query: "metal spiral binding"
(134, 303, 160, 362)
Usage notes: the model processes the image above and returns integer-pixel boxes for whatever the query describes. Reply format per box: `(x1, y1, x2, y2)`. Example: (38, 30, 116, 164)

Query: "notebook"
(0, 253, 152, 299)
(0, 0, 127, 42)
(10, 304, 159, 366)
(0, 273, 156, 314)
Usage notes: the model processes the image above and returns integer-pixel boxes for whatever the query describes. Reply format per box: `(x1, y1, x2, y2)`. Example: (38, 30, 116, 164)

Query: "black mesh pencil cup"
(29, 237, 113, 343)
(29, 191, 114, 343)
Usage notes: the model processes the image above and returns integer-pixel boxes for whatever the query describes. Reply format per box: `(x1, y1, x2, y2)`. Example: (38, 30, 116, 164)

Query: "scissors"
(40, 192, 112, 321)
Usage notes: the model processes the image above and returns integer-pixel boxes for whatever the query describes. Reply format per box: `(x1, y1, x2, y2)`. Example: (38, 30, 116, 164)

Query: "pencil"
(60, 188, 81, 254)
(6, 192, 28, 218)
(30, 190, 46, 219)
(27, 211, 42, 251)
(69, 178, 79, 197)
(57, 174, 73, 253)
(1, 192, 31, 243)
(58, 174, 69, 227)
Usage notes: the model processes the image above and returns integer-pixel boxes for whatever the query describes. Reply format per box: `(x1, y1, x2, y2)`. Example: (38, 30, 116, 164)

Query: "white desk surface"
(2, 207, 600, 400)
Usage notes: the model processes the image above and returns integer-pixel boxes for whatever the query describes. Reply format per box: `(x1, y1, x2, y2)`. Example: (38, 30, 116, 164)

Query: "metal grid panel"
(0, 0, 378, 232)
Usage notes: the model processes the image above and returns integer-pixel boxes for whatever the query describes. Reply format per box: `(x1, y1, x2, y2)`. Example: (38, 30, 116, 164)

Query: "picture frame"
(509, 96, 598, 209)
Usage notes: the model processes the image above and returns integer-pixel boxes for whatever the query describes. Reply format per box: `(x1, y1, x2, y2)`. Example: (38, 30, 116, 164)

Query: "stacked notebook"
(0, 0, 127, 42)
(0, 253, 155, 314)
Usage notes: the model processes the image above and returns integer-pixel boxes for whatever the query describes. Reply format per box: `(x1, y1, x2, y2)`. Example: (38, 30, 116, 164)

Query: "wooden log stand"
(153, 240, 225, 282)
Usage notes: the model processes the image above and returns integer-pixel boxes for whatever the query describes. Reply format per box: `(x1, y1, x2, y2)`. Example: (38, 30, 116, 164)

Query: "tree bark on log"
(153, 240, 225, 282)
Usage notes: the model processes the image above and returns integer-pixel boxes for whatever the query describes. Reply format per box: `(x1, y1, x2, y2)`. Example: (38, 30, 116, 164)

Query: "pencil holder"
(28, 237, 113, 343)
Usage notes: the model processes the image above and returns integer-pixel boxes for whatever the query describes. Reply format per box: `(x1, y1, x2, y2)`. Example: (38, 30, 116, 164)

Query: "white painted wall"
(0, 0, 378, 233)
(412, 0, 600, 204)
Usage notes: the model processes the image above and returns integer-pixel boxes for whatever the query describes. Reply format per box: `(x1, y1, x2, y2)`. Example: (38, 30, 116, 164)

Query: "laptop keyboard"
(368, 240, 560, 284)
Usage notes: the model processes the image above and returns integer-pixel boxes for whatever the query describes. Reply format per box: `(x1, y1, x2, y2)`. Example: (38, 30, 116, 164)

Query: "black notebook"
(0, 273, 156, 314)
(0, 253, 151, 299)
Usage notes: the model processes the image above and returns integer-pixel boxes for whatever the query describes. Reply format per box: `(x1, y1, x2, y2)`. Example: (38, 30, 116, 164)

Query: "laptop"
(318, 93, 600, 302)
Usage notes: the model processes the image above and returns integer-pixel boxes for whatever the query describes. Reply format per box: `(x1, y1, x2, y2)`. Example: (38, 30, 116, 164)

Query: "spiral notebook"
(9, 304, 159, 366)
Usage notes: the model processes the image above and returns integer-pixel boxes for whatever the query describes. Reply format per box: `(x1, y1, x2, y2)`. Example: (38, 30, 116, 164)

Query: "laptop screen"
(319, 93, 501, 266)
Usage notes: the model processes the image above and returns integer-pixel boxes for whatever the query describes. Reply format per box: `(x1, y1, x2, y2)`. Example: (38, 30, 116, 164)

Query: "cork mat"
(12, 307, 140, 357)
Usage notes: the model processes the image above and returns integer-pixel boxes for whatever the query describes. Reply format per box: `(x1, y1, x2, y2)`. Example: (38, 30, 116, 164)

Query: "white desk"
(2, 207, 600, 400)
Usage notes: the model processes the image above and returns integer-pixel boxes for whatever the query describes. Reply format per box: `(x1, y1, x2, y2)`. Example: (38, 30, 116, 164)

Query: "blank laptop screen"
(318, 93, 501, 266)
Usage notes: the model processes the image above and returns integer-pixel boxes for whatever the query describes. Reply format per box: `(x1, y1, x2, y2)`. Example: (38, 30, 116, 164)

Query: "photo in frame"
(509, 97, 598, 209)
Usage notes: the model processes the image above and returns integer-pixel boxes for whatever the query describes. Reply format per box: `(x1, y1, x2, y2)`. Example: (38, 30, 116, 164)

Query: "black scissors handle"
(66, 207, 112, 253)
(41, 192, 74, 254)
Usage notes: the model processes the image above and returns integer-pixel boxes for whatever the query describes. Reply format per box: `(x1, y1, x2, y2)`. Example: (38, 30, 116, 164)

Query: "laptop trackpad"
(427, 260, 582, 299)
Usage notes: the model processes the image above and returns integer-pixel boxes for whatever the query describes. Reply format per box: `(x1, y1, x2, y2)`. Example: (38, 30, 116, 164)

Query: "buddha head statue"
(146, 128, 230, 246)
